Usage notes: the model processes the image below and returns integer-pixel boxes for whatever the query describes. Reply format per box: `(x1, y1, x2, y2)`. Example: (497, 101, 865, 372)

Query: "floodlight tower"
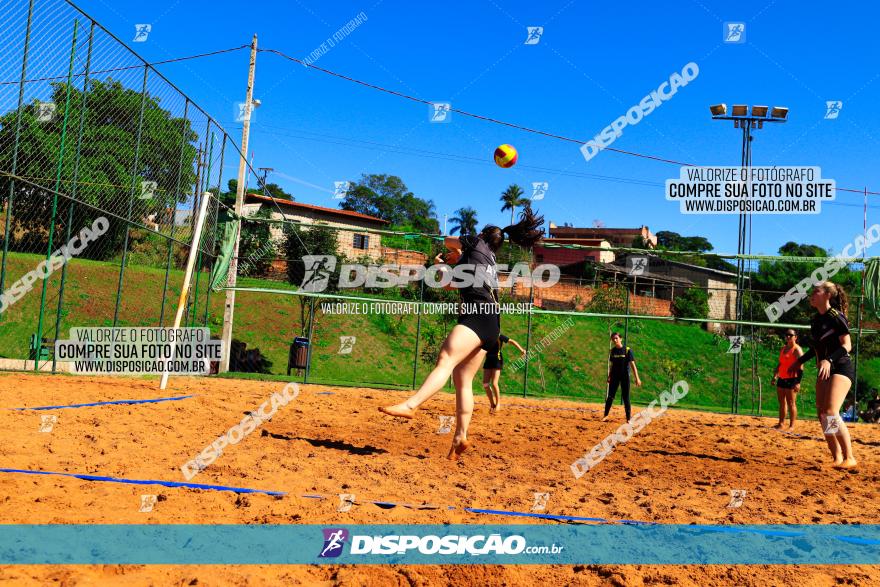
(709, 104, 789, 413)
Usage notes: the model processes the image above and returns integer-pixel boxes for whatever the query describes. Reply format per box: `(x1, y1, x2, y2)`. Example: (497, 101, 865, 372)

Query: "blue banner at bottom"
(0, 525, 878, 565)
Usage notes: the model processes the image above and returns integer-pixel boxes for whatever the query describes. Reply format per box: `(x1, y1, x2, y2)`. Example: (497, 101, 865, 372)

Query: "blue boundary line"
(464, 507, 654, 525)
(0, 468, 285, 496)
(11, 395, 196, 411)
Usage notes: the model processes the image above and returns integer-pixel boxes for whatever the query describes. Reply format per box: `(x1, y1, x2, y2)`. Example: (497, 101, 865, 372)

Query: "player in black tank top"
(482, 333, 525, 413)
(602, 332, 642, 422)
(380, 207, 544, 461)
(794, 282, 857, 469)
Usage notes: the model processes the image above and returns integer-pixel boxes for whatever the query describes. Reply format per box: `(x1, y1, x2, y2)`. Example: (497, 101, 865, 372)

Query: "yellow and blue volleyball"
(493, 144, 518, 168)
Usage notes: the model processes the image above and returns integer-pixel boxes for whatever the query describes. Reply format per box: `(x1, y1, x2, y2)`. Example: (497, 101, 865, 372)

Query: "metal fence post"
(522, 283, 534, 397)
(411, 278, 424, 389)
(203, 135, 225, 327)
(34, 19, 79, 371)
(159, 100, 190, 326)
(304, 295, 316, 383)
(854, 290, 864, 412)
(112, 64, 150, 327)
(0, 0, 36, 310)
(190, 130, 213, 326)
(52, 21, 95, 373)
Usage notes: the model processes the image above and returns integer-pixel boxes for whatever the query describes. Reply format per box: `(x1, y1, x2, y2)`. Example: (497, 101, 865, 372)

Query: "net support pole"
(160, 192, 213, 390)
(220, 34, 258, 373)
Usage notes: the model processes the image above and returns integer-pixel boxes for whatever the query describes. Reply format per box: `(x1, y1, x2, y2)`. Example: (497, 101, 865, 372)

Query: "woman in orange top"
(770, 329, 804, 429)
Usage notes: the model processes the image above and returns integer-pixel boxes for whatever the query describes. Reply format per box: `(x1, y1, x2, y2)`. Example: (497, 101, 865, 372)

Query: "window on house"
(353, 234, 369, 249)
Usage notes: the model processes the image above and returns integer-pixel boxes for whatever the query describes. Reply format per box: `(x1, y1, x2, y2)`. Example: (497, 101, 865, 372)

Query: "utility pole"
(258, 166, 274, 197)
(220, 34, 257, 373)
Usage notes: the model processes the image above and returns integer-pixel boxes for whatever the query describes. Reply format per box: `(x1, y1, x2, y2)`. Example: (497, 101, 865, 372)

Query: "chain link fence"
(0, 0, 245, 371)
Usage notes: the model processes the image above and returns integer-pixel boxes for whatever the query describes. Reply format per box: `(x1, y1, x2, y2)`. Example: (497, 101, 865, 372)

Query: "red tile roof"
(245, 193, 389, 224)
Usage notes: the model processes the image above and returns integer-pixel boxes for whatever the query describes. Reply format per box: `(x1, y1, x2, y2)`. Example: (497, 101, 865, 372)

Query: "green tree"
(284, 223, 340, 288)
(0, 79, 197, 257)
(672, 286, 709, 319)
(499, 184, 528, 227)
(340, 174, 438, 233)
(211, 178, 293, 209)
(237, 208, 276, 277)
(749, 241, 859, 325)
(449, 207, 478, 235)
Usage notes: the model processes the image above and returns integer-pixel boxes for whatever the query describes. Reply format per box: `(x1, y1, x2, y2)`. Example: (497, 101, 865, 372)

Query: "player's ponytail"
(480, 205, 544, 253)
(817, 281, 849, 316)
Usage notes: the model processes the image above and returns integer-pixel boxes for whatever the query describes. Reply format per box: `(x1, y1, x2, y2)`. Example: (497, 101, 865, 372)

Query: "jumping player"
(794, 281, 857, 469)
(602, 332, 642, 422)
(770, 329, 804, 429)
(482, 333, 526, 413)
(380, 207, 543, 460)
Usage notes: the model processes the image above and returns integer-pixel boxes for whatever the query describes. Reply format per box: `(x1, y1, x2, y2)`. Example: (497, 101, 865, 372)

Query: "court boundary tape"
(0, 468, 285, 496)
(6, 469, 878, 542)
(10, 395, 196, 411)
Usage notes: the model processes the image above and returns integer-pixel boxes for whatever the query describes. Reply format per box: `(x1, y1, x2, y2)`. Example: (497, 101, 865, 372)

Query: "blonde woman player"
(482, 333, 525, 413)
(794, 282, 857, 469)
(380, 208, 544, 460)
(770, 329, 804, 429)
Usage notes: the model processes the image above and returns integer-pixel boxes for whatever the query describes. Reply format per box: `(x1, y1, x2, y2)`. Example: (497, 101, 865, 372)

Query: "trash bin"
(288, 337, 310, 374)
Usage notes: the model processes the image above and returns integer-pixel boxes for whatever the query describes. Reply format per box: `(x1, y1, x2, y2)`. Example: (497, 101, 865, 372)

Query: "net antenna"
(159, 192, 214, 390)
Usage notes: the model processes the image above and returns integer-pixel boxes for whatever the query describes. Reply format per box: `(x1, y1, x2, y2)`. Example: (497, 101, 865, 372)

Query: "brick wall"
(505, 278, 673, 316)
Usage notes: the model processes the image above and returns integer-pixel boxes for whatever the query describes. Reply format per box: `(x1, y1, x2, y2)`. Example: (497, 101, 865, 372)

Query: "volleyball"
(494, 144, 518, 168)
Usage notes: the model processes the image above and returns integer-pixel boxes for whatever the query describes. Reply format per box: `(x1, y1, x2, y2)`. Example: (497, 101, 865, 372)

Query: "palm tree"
(500, 184, 528, 226)
(449, 207, 478, 235)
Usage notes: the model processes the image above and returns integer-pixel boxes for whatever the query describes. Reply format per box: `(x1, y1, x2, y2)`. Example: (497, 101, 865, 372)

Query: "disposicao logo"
(319, 528, 349, 558)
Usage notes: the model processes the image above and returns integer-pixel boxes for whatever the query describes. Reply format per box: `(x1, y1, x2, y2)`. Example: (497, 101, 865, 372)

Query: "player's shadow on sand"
(634, 448, 747, 463)
(261, 430, 388, 455)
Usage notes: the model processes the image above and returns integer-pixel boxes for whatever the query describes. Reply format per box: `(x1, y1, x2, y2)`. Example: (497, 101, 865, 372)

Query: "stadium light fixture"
(708, 100, 789, 415)
(770, 106, 789, 120)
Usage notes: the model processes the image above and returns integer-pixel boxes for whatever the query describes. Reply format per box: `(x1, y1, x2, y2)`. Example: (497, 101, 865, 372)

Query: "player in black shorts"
(380, 207, 543, 460)
(482, 333, 525, 413)
(794, 281, 857, 469)
(602, 332, 642, 422)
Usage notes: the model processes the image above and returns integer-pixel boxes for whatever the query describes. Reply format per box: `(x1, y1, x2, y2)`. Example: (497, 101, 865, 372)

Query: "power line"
(259, 47, 880, 196)
(0, 45, 249, 86)
(250, 125, 663, 187)
(259, 47, 692, 167)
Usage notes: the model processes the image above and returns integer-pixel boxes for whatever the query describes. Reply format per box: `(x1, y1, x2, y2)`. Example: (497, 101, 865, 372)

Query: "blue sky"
(74, 0, 879, 256)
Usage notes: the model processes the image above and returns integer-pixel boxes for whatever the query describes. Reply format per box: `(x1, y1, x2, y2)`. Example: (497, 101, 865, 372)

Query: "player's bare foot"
(379, 403, 415, 419)
(601, 415, 610, 422)
(834, 458, 858, 470)
(831, 457, 844, 467)
(447, 439, 471, 460)
(772, 423, 783, 429)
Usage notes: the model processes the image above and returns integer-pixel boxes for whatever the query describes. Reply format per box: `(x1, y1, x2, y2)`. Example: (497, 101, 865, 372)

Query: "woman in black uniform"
(482, 333, 526, 413)
(794, 281, 857, 469)
(601, 332, 642, 422)
(380, 207, 543, 460)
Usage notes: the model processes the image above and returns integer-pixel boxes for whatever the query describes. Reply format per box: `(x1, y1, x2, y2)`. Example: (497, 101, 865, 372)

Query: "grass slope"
(2, 251, 878, 418)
